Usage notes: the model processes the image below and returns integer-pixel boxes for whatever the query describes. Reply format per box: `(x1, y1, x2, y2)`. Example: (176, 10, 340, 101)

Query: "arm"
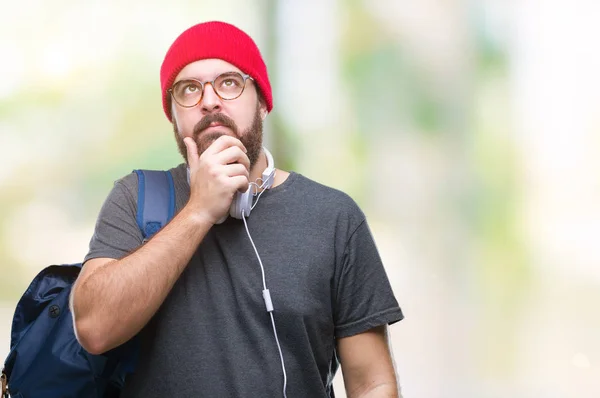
(71, 207, 211, 355)
(338, 325, 399, 398)
(71, 136, 250, 354)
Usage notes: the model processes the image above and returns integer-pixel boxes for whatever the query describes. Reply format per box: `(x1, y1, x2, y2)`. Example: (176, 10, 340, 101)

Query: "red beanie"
(160, 21, 273, 122)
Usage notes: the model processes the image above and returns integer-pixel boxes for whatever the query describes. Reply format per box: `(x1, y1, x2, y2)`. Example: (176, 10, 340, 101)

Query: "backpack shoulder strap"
(133, 170, 175, 241)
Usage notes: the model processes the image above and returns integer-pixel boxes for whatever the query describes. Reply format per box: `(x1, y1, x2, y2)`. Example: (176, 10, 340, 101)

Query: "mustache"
(193, 113, 239, 138)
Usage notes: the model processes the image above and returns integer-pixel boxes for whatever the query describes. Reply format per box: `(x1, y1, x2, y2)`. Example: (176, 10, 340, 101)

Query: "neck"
(250, 148, 269, 185)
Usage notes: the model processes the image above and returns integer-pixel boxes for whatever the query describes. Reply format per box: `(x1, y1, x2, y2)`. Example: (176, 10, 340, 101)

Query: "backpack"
(1, 169, 175, 398)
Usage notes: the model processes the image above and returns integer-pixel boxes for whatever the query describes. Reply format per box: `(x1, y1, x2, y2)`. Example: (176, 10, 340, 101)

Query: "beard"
(173, 106, 263, 169)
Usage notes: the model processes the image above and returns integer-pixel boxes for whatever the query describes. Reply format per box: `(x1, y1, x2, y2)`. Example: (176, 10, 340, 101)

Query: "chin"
(195, 131, 227, 155)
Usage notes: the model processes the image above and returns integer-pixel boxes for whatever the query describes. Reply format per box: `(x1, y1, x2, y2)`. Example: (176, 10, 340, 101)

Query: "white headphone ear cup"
(261, 147, 275, 189)
(230, 186, 253, 219)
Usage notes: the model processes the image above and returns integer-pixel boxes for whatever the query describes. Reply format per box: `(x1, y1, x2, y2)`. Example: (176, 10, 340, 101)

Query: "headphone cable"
(241, 209, 288, 398)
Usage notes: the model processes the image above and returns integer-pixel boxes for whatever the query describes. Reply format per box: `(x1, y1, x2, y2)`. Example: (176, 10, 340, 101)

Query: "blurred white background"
(1, 0, 600, 397)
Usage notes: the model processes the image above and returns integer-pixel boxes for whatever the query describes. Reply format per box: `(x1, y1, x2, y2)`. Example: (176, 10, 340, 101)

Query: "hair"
(171, 99, 179, 131)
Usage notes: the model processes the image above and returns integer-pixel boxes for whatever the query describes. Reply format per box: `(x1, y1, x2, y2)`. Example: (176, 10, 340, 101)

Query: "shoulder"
(112, 164, 187, 198)
(294, 173, 362, 209)
(283, 173, 366, 230)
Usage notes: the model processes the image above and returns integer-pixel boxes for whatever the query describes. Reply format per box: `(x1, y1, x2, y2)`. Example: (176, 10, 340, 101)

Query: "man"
(71, 21, 404, 397)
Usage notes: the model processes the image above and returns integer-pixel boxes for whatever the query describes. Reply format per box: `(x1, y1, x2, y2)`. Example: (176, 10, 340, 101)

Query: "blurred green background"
(1, 0, 600, 397)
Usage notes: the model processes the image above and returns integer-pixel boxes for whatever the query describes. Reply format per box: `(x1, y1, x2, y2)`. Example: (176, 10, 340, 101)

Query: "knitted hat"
(160, 21, 273, 122)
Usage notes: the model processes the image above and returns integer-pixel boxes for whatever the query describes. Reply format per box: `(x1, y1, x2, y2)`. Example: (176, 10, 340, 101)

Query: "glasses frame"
(168, 72, 254, 108)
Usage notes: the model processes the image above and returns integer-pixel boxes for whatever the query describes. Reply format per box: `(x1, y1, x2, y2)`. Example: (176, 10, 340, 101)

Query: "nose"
(200, 83, 222, 114)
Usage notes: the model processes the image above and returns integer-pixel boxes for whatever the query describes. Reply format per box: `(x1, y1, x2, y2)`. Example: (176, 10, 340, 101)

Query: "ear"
(257, 92, 268, 120)
(260, 107, 268, 120)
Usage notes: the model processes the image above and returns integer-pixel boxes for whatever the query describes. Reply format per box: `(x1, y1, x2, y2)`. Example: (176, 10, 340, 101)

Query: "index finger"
(203, 135, 247, 157)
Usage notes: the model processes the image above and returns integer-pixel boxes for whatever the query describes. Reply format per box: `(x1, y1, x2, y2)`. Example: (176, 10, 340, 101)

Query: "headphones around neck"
(186, 146, 275, 223)
(228, 146, 275, 220)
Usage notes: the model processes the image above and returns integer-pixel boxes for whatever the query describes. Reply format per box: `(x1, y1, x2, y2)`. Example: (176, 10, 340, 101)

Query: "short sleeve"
(333, 219, 404, 338)
(84, 175, 144, 263)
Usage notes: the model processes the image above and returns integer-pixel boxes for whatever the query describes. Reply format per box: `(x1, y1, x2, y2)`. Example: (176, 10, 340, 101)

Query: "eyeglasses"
(168, 71, 254, 108)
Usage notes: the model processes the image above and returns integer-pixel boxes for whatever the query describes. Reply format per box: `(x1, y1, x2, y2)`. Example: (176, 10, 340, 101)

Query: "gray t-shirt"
(86, 164, 403, 398)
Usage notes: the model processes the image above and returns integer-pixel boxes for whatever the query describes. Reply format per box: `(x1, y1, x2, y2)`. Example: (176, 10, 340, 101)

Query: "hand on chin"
(196, 129, 234, 155)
